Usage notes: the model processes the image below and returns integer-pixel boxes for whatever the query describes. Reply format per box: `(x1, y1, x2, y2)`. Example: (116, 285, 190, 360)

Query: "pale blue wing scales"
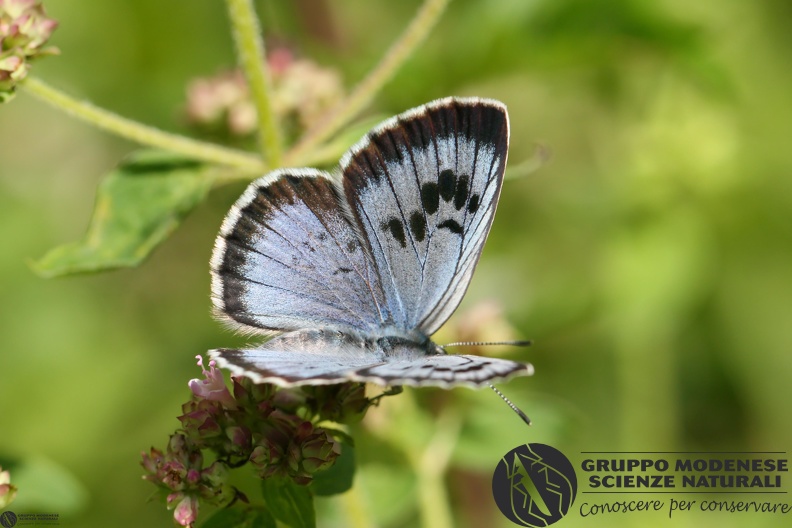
(210, 330, 532, 388)
(210, 331, 385, 386)
(211, 169, 391, 333)
(341, 97, 509, 335)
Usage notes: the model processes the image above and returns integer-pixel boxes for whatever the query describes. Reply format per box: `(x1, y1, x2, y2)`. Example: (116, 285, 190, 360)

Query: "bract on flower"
(0, 50, 26, 97)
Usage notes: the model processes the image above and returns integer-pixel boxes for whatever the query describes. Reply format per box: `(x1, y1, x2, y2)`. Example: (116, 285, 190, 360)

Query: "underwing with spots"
(209, 97, 533, 388)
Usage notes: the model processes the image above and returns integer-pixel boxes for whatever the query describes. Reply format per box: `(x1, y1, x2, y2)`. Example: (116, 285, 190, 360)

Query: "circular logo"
(492, 443, 577, 527)
(0, 511, 17, 528)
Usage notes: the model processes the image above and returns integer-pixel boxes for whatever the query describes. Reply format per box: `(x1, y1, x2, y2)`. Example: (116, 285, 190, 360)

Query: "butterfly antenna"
(441, 341, 532, 424)
(443, 340, 533, 348)
(488, 384, 532, 426)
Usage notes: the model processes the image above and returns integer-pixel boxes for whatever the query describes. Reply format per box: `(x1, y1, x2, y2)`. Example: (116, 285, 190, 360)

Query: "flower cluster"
(143, 356, 378, 526)
(185, 47, 343, 140)
(141, 435, 234, 527)
(0, 0, 58, 102)
(0, 466, 17, 509)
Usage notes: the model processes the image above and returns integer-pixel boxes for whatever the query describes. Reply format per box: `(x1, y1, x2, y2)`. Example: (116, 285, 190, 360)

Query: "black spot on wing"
(409, 210, 427, 243)
(454, 174, 470, 210)
(420, 182, 440, 215)
(468, 194, 480, 214)
(439, 170, 456, 202)
(383, 217, 407, 248)
(438, 219, 463, 235)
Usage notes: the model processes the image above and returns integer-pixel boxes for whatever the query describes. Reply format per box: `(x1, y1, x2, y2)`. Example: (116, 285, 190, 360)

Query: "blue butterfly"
(209, 97, 533, 388)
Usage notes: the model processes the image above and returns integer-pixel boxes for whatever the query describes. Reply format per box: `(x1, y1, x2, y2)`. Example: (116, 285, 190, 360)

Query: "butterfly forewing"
(211, 169, 391, 333)
(341, 98, 509, 335)
(210, 98, 531, 389)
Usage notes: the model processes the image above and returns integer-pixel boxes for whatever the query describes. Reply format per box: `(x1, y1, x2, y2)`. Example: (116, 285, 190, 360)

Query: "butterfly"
(209, 97, 533, 389)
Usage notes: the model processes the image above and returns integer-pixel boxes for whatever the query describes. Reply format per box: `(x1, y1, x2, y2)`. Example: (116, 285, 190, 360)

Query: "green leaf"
(246, 510, 277, 528)
(33, 150, 214, 277)
(201, 507, 275, 528)
(260, 478, 315, 528)
(311, 444, 355, 497)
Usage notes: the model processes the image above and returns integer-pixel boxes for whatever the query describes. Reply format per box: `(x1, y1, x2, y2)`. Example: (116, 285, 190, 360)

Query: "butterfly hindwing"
(211, 330, 531, 387)
(211, 169, 391, 334)
(341, 97, 509, 335)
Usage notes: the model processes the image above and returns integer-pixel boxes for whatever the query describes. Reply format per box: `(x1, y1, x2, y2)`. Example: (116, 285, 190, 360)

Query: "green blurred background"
(2, 0, 791, 526)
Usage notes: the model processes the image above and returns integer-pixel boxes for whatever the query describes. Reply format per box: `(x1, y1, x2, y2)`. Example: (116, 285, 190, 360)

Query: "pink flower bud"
(172, 494, 199, 527)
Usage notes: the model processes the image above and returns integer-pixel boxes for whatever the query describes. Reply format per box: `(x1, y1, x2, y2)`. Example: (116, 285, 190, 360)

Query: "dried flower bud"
(184, 47, 343, 140)
(274, 56, 344, 136)
(0, 49, 25, 100)
(141, 447, 164, 476)
(178, 399, 225, 447)
(224, 425, 252, 455)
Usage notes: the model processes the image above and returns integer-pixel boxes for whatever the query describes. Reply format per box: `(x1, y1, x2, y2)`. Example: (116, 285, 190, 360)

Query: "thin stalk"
(413, 409, 460, 528)
(340, 485, 373, 528)
(23, 77, 266, 171)
(225, 0, 282, 166)
(504, 143, 553, 180)
(285, 0, 452, 164)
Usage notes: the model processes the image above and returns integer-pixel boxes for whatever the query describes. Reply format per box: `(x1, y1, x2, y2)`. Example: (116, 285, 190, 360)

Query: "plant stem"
(22, 77, 266, 171)
(504, 143, 553, 180)
(340, 485, 373, 528)
(285, 0, 452, 164)
(413, 409, 460, 528)
(225, 0, 282, 166)
(383, 391, 458, 528)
